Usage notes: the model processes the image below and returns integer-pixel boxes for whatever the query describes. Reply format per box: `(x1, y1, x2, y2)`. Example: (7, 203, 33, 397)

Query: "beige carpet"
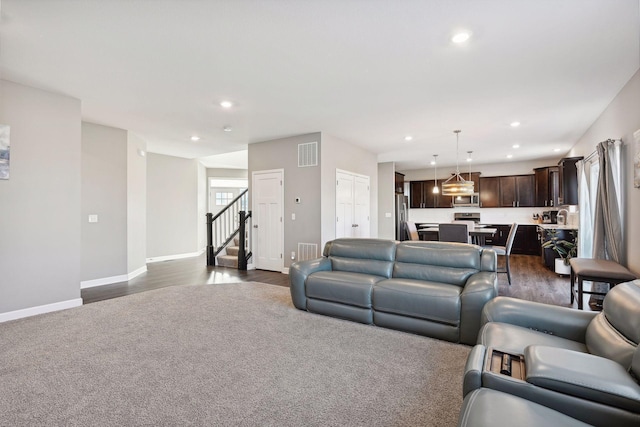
(0, 283, 470, 426)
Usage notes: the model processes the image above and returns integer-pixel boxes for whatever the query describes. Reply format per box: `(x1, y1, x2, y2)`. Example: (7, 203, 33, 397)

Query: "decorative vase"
(555, 258, 571, 276)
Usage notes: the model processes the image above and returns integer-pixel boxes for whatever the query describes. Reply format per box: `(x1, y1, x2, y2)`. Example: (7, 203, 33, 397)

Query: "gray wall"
(197, 162, 207, 251)
(127, 132, 147, 274)
(206, 168, 248, 179)
(568, 68, 640, 274)
(377, 162, 396, 240)
(321, 133, 379, 245)
(146, 153, 201, 258)
(0, 80, 82, 313)
(81, 122, 128, 281)
(248, 133, 322, 268)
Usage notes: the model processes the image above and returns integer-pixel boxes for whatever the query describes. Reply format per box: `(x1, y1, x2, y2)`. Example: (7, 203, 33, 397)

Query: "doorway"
(252, 169, 284, 272)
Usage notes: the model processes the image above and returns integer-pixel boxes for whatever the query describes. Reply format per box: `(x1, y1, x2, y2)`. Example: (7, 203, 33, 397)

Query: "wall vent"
(298, 142, 318, 167)
(297, 243, 318, 261)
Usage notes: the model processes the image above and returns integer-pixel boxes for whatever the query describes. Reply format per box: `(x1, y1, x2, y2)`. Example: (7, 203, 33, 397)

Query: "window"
(215, 192, 234, 206)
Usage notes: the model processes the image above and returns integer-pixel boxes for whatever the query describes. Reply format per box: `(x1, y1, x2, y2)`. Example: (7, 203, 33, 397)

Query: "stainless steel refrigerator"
(395, 194, 408, 240)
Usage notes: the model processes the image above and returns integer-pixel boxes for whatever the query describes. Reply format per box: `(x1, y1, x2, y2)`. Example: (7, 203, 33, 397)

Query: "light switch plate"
(88, 214, 98, 223)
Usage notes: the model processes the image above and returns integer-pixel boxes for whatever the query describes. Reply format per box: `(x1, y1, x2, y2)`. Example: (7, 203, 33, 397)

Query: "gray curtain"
(592, 139, 623, 262)
(577, 158, 594, 258)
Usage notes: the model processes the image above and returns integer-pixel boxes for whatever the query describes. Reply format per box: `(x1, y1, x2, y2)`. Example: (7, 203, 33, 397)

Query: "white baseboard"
(80, 266, 148, 289)
(0, 298, 83, 323)
(128, 265, 147, 280)
(146, 249, 205, 263)
(81, 274, 128, 289)
(282, 267, 290, 275)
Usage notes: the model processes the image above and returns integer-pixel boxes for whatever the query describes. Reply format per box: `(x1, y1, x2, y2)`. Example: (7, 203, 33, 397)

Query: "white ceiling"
(1, 1, 639, 170)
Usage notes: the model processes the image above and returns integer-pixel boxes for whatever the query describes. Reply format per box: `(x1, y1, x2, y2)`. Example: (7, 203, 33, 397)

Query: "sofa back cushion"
(327, 238, 396, 278)
(585, 280, 640, 369)
(393, 242, 482, 286)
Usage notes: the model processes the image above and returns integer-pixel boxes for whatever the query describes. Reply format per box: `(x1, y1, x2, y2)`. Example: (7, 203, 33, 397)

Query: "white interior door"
(336, 171, 354, 238)
(252, 170, 283, 271)
(354, 175, 370, 237)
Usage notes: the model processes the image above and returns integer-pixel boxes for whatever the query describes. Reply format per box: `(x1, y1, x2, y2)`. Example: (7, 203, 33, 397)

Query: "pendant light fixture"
(442, 130, 475, 196)
(432, 155, 439, 194)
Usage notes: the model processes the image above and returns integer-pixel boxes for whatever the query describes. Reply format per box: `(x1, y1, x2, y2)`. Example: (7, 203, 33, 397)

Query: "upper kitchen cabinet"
(557, 157, 583, 206)
(410, 180, 438, 208)
(480, 174, 534, 208)
(479, 176, 500, 208)
(395, 172, 405, 194)
(499, 175, 535, 207)
(534, 166, 559, 207)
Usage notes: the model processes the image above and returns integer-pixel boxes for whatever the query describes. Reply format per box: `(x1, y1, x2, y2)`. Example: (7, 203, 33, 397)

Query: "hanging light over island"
(441, 130, 475, 196)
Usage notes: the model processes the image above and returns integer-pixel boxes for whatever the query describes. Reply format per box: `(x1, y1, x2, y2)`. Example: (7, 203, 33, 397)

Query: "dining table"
(418, 226, 498, 246)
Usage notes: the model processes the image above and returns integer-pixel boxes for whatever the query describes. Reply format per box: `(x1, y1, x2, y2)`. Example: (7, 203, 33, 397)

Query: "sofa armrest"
(481, 297, 596, 343)
(524, 345, 640, 413)
(459, 271, 498, 345)
(463, 344, 486, 397)
(289, 257, 332, 310)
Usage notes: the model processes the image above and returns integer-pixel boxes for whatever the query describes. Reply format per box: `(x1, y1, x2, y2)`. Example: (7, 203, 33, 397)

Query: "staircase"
(216, 237, 240, 268)
(206, 189, 252, 270)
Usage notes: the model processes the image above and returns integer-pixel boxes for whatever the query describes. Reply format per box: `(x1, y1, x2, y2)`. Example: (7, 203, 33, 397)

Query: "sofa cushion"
(373, 279, 461, 325)
(306, 271, 385, 308)
(393, 242, 481, 286)
(478, 322, 588, 355)
(327, 238, 396, 278)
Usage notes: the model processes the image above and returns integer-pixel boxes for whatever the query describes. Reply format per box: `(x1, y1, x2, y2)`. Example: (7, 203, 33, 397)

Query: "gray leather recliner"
(463, 279, 640, 427)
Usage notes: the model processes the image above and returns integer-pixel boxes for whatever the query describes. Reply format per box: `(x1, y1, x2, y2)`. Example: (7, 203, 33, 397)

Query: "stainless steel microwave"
(452, 193, 480, 207)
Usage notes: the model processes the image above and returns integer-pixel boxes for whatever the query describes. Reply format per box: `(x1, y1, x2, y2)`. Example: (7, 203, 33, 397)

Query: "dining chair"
(484, 223, 518, 285)
(438, 223, 469, 243)
(404, 221, 420, 241)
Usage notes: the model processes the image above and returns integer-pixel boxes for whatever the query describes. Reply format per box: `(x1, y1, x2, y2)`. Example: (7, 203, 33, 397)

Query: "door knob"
(253, 224, 258, 228)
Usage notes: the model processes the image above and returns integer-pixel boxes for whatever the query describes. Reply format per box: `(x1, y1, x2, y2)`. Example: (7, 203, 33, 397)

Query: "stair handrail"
(206, 189, 248, 266)
(238, 210, 252, 270)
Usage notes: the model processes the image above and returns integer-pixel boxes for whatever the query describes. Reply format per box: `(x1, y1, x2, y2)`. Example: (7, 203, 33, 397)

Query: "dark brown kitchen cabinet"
(410, 181, 427, 208)
(512, 224, 540, 255)
(516, 175, 535, 207)
(557, 157, 582, 206)
(534, 167, 559, 207)
(499, 175, 534, 207)
(484, 224, 540, 255)
(479, 177, 500, 208)
(410, 179, 453, 208)
(395, 172, 405, 194)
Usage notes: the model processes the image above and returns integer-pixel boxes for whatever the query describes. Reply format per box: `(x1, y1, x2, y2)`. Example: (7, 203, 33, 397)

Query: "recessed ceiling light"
(506, 154, 513, 159)
(430, 160, 436, 165)
(190, 136, 200, 141)
(223, 126, 232, 132)
(220, 101, 233, 108)
(404, 135, 413, 142)
(554, 148, 561, 152)
(452, 32, 471, 44)
(510, 121, 521, 127)
(513, 144, 520, 149)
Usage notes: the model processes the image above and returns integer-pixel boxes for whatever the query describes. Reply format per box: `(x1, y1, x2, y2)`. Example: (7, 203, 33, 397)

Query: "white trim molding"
(282, 267, 290, 275)
(80, 266, 148, 289)
(0, 298, 83, 323)
(146, 249, 205, 263)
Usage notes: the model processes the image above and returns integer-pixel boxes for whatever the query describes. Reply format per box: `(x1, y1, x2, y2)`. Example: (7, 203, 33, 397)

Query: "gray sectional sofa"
(290, 238, 498, 345)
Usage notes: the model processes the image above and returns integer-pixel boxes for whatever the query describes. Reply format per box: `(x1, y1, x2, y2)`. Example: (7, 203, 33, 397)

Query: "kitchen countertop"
(536, 224, 579, 230)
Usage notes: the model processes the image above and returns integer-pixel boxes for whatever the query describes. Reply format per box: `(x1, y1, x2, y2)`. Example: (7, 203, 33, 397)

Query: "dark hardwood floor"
(81, 254, 289, 304)
(82, 252, 597, 311)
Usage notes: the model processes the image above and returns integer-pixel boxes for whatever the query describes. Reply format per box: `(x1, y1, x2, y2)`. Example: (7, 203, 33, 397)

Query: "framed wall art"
(0, 124, 9, 180)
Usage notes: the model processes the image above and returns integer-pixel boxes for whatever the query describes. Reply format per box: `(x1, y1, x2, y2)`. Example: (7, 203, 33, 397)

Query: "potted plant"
(541, 229, 577, 275)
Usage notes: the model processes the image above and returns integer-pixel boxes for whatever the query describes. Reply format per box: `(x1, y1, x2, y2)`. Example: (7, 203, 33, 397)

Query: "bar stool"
(569, 258, 637, 310)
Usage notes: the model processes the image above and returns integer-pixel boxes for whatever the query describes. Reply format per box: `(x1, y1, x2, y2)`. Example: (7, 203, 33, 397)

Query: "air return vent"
(297, 243, 318, 261)
(298, 142, 318, 167)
